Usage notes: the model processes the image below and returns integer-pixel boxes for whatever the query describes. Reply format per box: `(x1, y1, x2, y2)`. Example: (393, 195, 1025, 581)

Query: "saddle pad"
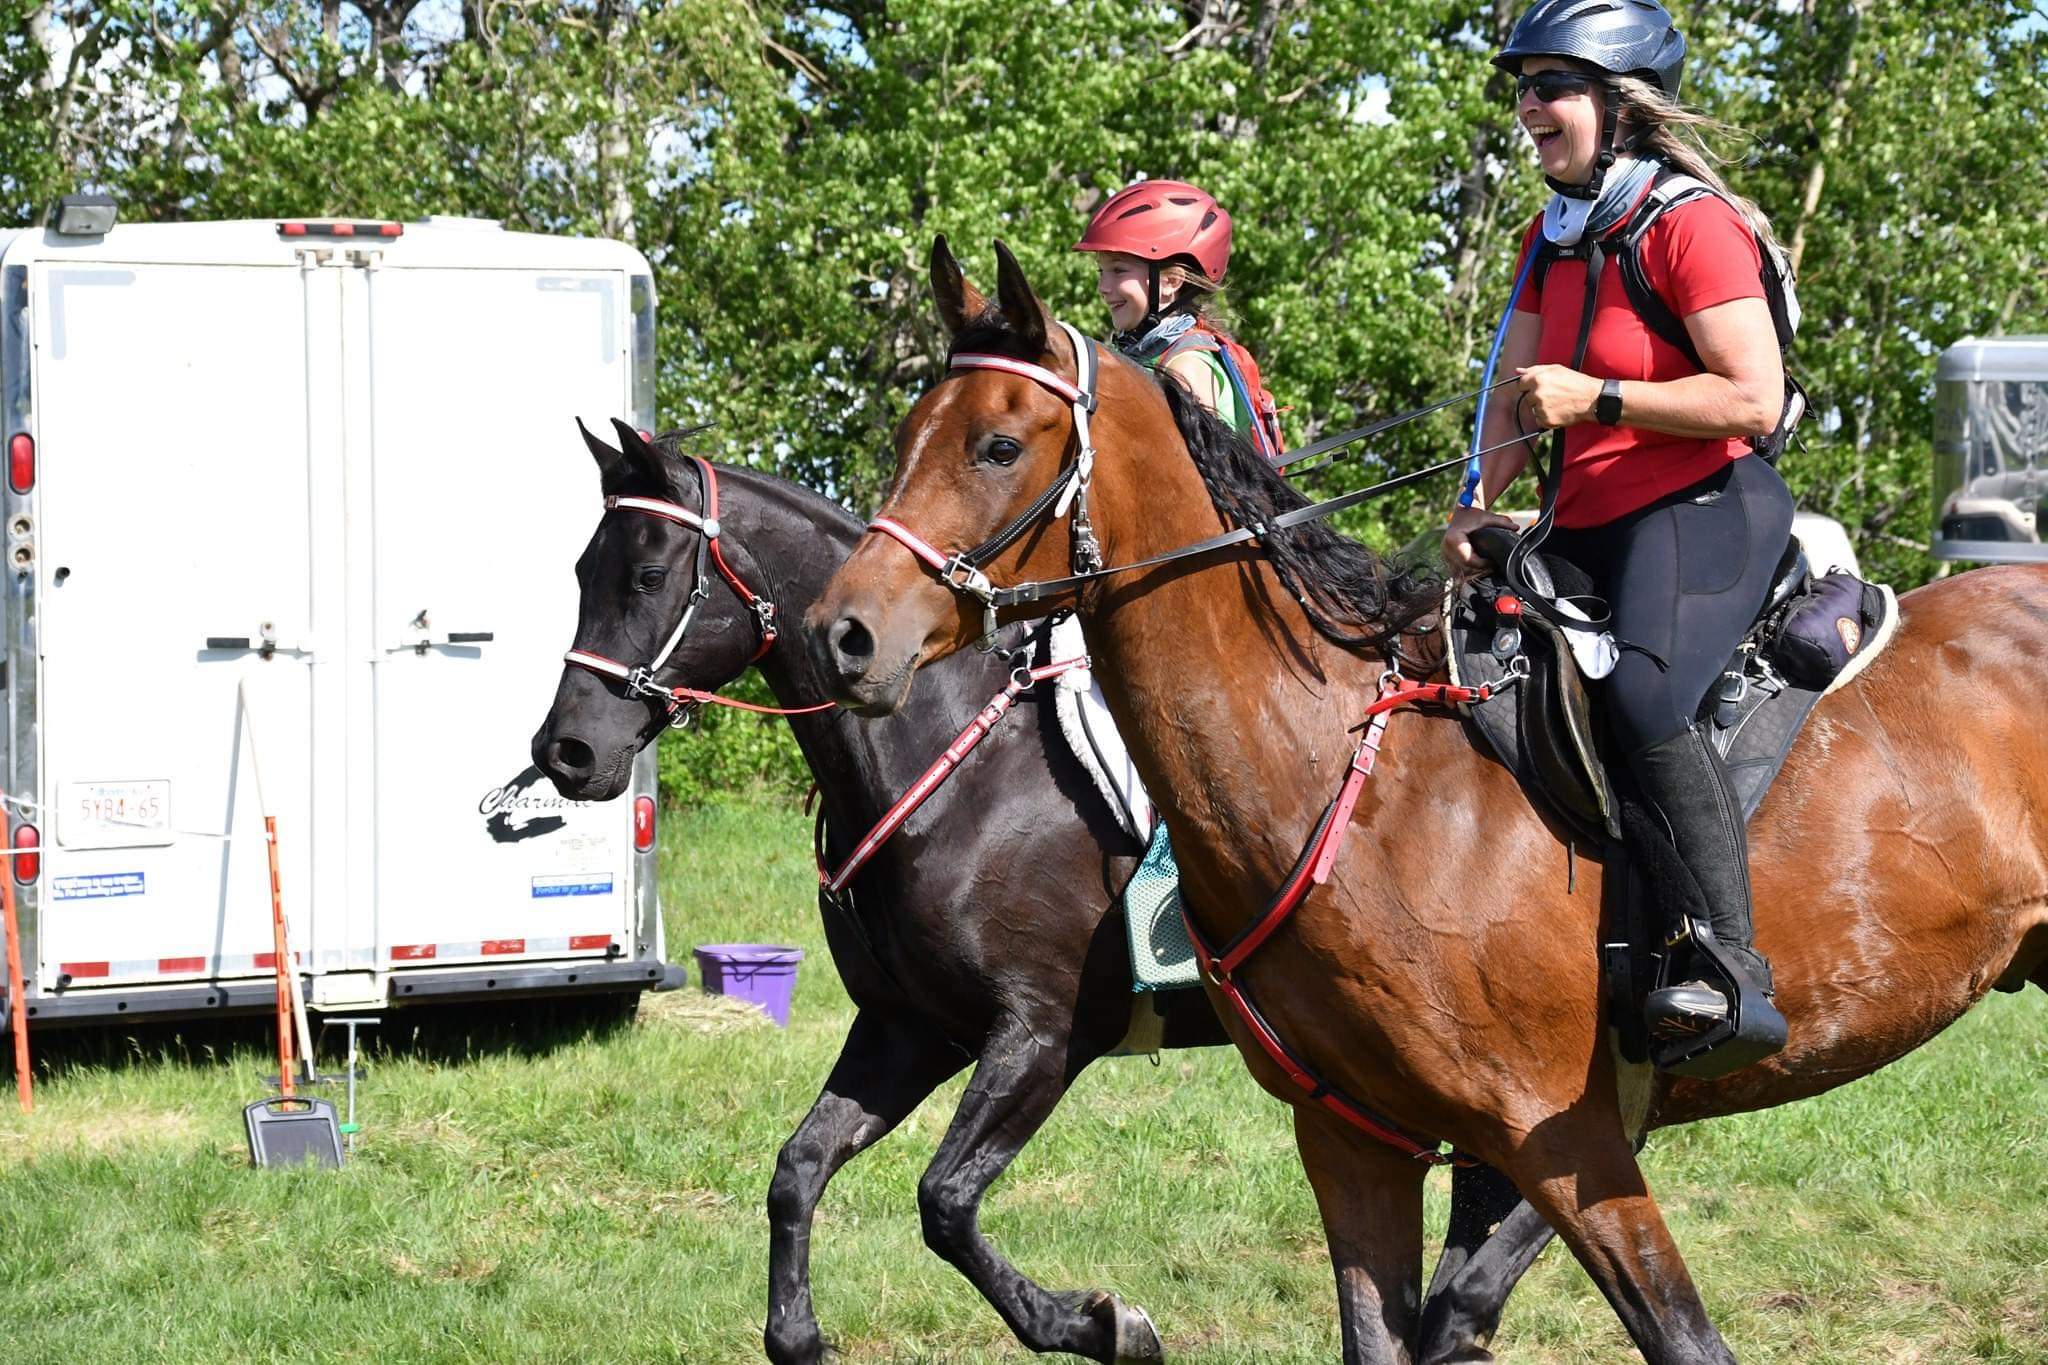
(1049, 614, 1155, 840)
(1124, 822, 1200, 991)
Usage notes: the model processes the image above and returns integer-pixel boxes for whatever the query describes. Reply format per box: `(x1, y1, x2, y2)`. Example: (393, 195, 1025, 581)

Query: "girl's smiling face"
(1095, 252, 1185, 332)
(1518, 56, 1606, 185)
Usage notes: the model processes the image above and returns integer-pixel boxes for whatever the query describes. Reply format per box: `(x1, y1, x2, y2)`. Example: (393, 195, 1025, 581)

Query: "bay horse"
(529, 420, 1235, 1364)
(807, 239, 2048, 1364)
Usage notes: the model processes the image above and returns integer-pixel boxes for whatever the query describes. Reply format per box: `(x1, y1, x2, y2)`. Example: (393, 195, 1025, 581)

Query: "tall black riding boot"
(1628, 724, 1787, 1059)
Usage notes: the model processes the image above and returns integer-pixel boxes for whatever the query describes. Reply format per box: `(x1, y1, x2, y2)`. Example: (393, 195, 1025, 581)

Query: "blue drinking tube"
(1457, 248, 1540, 508)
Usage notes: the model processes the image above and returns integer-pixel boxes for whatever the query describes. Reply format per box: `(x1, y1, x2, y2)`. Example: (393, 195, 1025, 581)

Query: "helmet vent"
(1198, 211, 1218, 231)
(1117, 204, 1156, 219)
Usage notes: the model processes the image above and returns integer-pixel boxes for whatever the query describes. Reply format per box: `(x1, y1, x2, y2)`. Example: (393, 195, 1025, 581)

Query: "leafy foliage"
(11, 0, 2045, 799)
(654, 669, 809, 807)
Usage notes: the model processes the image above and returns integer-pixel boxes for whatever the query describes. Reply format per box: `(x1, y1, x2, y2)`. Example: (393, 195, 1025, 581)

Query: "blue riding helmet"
(1493, 0, 1687, 100)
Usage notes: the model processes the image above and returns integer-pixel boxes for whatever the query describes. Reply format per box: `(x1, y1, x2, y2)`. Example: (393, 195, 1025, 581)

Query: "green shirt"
(1146, 350, 1244, 434)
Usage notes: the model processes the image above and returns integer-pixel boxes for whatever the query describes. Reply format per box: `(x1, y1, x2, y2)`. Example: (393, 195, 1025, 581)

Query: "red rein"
(1182, 674, 1499, 1166)
(818, 656, 1088, 893)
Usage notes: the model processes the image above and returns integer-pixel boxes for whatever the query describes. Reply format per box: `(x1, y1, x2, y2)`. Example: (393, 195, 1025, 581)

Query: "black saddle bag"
(1762, 570, 1889, 691)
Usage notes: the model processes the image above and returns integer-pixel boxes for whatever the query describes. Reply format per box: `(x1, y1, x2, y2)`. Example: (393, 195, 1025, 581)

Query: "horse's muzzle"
(809, 608, 916, 715)
(530, 724, 635, 802)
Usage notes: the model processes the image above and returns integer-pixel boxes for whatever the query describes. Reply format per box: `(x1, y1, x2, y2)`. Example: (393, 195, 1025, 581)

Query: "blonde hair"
(1160, 258, 1237, 331)
(1603, 72, 1788, 265)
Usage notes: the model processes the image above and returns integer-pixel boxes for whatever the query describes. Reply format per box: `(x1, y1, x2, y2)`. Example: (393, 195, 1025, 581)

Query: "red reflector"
(158, 956, 206, 974)
(391, 943, 436, 961)
(633, 795, 656, 852)
(481, 939, 525, 956)
(9, 432, 33, 494)
(60, 961, 108, 979)
(12, 823, 37, 883)
(255, 951, 299, 969)
(278, 220, 402, 239)
(569, 934, 613, 951)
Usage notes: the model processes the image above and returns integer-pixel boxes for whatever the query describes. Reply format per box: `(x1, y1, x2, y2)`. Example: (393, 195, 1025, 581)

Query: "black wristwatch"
(1596, 377, 1624, 426)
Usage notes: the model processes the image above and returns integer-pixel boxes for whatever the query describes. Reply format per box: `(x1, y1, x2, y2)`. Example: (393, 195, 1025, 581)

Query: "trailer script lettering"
(531, 873, 614, 898)
(53, 872, 146, 900)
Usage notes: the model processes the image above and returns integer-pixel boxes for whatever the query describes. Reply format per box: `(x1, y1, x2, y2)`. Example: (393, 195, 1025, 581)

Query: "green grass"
(2, 801, 2043, 1363)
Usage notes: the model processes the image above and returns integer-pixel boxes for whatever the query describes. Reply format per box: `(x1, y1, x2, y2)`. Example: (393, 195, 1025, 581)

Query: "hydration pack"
(1534, 168, 1808, 463)
(1158, 321, 1287, 462)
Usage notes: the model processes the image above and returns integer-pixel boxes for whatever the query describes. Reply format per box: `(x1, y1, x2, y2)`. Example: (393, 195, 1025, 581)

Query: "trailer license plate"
(59, 780, 173, 847)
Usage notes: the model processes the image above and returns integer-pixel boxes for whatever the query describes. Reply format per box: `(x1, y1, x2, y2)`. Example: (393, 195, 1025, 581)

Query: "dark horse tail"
(1156, 375, 1441, 654)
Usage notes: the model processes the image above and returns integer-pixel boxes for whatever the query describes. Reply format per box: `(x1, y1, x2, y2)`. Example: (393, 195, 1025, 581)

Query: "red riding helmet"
(1073, 180, 1233, 283)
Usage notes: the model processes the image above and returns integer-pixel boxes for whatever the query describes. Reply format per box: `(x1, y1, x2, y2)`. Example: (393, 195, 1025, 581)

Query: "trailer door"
(31, 259, 325, 988)
(353, 264, 637, 970)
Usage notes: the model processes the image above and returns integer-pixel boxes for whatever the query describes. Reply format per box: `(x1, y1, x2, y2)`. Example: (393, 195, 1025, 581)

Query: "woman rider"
(1443, 0, 1793, 1057)
(1074, 180, 1284, 454)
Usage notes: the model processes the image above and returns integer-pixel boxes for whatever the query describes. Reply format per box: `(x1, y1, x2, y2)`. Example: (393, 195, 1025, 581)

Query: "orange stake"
(2, 807, 30, 1113)
(264, 815, 293, 1099)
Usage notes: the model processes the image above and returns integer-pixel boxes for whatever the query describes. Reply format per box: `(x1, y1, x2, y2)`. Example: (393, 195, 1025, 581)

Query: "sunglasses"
(1515, 70, 1599, 103)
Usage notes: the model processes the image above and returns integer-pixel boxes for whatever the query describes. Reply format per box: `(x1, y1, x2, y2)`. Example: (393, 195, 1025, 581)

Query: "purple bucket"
(694, 944, 805, 1027)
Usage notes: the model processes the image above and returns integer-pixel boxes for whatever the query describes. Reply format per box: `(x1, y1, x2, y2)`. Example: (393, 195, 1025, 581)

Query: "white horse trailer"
(1933, 335, 2048, 562)
(0, 214, 678, 1033)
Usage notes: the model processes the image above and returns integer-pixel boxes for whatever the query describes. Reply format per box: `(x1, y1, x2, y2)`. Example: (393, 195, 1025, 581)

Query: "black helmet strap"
(1544, 80, 1621, 201)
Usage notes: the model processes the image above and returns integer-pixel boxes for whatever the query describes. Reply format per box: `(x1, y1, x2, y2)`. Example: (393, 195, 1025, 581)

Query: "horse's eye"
(635, 566, 668, 592)
(983, 436, 1023, 466)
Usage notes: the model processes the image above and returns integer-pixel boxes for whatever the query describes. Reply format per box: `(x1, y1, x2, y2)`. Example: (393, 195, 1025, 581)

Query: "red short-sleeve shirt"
(1511, 191, 1765, 528)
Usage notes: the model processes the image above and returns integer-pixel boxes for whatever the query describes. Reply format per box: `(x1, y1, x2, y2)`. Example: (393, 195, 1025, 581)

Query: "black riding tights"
(1542, 456, 1797, 755)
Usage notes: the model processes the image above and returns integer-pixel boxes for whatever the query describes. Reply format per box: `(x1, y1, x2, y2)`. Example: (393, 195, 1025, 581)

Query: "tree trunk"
(1786, 0, 1866, 278)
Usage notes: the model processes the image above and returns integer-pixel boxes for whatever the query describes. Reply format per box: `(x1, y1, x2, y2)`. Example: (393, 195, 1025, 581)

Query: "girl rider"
(1443, 0, 1793, 1059)
(1074, 180, 1284, 456)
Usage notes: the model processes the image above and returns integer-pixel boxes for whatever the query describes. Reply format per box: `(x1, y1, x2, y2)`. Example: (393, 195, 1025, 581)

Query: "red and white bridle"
(564, 456, 783, 722)
(866, 320, 1104, 649)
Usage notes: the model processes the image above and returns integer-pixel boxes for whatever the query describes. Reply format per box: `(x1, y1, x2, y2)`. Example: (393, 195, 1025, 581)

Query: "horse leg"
(1292, 1106, 1429, 1364)
(916, 1023, 1162, 1364)
(1498, 1125, 1732, 1365)
(1417, 1164, 1556, 1364)
(765, 1008, 964, 1365)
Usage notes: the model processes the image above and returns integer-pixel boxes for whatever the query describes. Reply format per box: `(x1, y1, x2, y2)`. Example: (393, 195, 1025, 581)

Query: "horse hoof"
(1111, 1297, 1164, 1363)
(763, 1322, 834, 1365)
(1420, 1341, 1497, 1365)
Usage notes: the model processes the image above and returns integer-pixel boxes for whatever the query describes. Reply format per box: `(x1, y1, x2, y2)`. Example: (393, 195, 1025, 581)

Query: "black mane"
(1153, 374, 1440, 653)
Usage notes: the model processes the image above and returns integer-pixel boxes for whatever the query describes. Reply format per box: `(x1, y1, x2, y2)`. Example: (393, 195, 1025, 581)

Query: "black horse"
(531, 421, 1231, 1363)
(530, 421, 1544, 1364)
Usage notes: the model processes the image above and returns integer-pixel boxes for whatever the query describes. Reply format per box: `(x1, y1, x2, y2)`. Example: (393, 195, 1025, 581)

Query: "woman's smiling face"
(1518, 55, 1606, 185)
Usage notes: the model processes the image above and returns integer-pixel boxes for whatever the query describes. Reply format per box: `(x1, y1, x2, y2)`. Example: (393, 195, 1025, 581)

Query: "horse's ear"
(930, 234, 986, 337)
(578, 416, 629, 492)
(991, 239, 1048, 355)
(609, 417, 683, 497)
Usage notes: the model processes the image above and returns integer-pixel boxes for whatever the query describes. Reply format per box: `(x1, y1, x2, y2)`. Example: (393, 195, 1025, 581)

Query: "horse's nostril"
(548, 737, 595, 775)
(831, 616, 875, 666)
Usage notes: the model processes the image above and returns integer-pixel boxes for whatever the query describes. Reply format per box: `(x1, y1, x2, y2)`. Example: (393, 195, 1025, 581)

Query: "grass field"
(2, 802, 2043, 1363)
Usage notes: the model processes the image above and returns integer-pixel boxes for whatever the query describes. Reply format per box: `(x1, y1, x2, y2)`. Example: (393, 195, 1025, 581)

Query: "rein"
(866, 327, 1552, 646)
(564, 458, 834, 723)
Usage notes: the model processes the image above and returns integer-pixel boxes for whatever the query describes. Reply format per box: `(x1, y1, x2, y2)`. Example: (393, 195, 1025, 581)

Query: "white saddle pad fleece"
(1048, 614, 1156, 840)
